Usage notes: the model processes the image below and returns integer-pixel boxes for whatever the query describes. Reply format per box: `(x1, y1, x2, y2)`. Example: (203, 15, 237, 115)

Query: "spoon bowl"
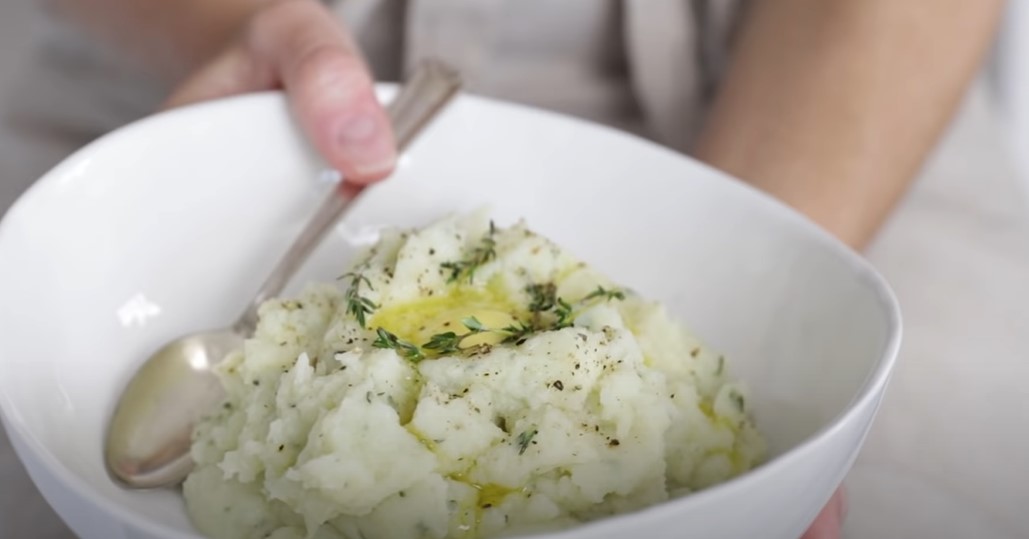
(103, 60, 462, 489)
(106, 330, 241, 487)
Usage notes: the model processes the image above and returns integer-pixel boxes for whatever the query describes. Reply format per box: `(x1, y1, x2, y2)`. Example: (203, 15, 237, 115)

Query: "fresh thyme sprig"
(440, 221, 498, 284)
(515, 283, 624, 338)
(373, 285, 628, 362)
(372, 327, 424, 362)
(581, 286, 626, 302)
(443, 285, 627, 347)
(421, 331, 461, 355)
(524, 283, 574, 330)
(422, 317, 491, 355)
(552, 298, 575, 330)
(525, 282, 557, 312)
(374, 317, 490, 362)
(499, 321, 535, 344)
(340, 271, 377, 328)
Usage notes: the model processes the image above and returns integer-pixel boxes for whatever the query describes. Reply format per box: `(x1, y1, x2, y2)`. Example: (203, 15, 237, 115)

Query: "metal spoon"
(104, 60, 462, 489)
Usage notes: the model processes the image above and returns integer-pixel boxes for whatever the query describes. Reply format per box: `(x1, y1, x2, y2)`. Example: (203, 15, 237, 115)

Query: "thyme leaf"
(422, 317, 489, 356)
(422, 331, 461, 355)
(526, 283, 558, 313)
(500, 321, 535, 344)
(372, 327, 424, 362)
(581, 286, 626, 303)
(552, 297, 575, 330)
(730, 390, 746, 412)
(461, 316, 486, 332)
(508, 283, 626, 341)
(340, 271, 377, 328)
(516, 429, 538, 455)
(440, 221, 498, 284)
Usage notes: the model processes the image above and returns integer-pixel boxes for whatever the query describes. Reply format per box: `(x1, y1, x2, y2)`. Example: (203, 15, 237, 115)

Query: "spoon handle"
(233, 60, 462, 334)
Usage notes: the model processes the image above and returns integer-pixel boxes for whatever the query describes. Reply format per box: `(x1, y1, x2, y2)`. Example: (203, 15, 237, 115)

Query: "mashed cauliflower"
(183, 211, 765, 539)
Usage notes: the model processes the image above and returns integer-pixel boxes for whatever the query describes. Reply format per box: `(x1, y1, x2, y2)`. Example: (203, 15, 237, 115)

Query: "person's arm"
(45, 0, 396, 183)
(692, 0, 1005, 250)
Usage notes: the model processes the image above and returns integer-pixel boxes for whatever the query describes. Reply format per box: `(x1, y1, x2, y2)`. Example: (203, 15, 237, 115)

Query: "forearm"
(692, 0, 1004, 249)
(44, 0, 284, 82)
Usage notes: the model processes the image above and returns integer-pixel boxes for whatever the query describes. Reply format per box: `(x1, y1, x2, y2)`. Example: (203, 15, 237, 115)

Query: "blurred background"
(0, 2, 39, 109)
(994, 2, 1029, 196)
(2, 2, 1028, 204)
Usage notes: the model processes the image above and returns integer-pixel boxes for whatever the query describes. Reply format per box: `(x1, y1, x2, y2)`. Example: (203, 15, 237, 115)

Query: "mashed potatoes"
(183, 211, 765, 539)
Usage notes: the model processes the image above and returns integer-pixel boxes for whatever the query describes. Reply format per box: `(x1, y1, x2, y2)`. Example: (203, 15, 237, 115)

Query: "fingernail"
(336, 112, 396, 180)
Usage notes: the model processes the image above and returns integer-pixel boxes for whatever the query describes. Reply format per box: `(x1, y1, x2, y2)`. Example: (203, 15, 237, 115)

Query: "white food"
(184, 211, 765, 539)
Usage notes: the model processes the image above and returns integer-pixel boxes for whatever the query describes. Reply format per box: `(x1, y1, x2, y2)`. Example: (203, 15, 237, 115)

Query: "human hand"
(801, 488, 847, 539)
(164, 0, 395, 184)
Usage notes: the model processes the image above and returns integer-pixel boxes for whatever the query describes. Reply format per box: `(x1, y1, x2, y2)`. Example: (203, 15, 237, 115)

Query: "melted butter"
(477, 482, 521, 508)
(698, 399, 715, 420)
(696, 397, 751, 475)
(448, 472, 522, 506)
(448, 471, 525, 534)
(405, 424, 439, 452)
(384, 277, 531, 536)
(369, 277, 523, 350)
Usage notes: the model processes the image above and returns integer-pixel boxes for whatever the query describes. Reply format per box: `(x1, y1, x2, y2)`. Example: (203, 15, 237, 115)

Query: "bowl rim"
(0, 88, 902, 538)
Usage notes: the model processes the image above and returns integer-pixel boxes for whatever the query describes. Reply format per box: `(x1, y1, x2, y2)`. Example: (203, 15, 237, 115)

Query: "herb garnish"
(501, 284, 624, 343)
(525, 283, 584, 330)
(498, 320, 535, 343)
(730, 390, 745, 412)
(440, 221, 497, 283)
(373, 278, 627, 362)
(515, 429, 538, 455)
(526, 282, 558, 313)
(581, 286, 626, 302)
(552, 298, 575, 329)
(372, 327, 424, 362)
(340, 271, 377, 328)
(408, 284, 630, 352)
(421, 317, 490, 355)
(420, 331, 462, 355)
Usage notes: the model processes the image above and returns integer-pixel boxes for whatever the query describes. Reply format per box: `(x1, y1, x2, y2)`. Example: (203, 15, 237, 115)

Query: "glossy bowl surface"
(0, 88, 900, 539)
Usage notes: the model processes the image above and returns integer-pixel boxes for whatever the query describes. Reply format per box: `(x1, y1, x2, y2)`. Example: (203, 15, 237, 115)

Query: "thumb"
(249, 1, 395, 184)
(800, 488, 846, 539)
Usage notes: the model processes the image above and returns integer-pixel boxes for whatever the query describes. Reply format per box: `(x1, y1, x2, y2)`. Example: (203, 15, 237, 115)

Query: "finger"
(799, 489, 845, 539)
(162, 45, 275, 111)
(248, 0, 395, 183)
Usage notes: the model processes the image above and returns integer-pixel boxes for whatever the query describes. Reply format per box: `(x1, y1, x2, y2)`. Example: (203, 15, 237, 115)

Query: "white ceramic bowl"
(0, 88, 900, 539)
